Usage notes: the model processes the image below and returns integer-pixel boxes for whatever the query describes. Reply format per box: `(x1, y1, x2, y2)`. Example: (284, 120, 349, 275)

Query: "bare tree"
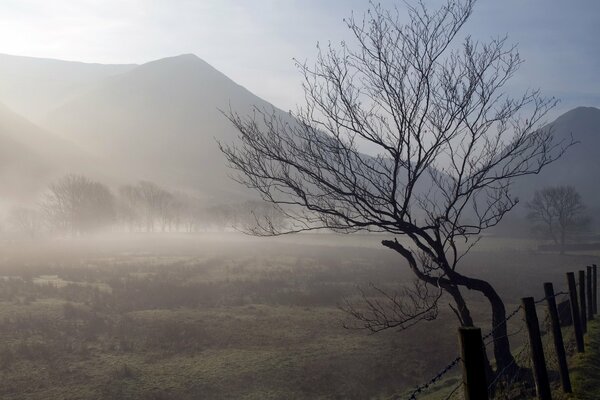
(527, 186, 590, 253)
(117, 185, 143, 232)
(43, 174, 115, 235)
(118, 181, 173, 232)
(219, 0, 571, 374)
(8, 207, 43, 238)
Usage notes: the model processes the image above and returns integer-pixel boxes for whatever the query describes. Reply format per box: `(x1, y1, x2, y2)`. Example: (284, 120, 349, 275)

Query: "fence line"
(404, 264, 597, 400)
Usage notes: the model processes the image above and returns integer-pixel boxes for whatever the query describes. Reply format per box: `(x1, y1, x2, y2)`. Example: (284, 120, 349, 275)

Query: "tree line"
(4, 174, 284, 237)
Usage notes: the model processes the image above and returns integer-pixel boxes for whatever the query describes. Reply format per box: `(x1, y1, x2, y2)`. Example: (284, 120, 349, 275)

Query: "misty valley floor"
(0, 234, 598, 399)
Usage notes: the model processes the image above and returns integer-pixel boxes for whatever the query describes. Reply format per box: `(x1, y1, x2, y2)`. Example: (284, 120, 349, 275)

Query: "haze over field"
(1, 1, 600, 399)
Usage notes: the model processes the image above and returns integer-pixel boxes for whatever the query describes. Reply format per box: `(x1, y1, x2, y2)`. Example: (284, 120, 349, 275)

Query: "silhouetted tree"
(219, 0, 571, 374)
(527, 186, 590, 253)
(43, 174, 115, 235)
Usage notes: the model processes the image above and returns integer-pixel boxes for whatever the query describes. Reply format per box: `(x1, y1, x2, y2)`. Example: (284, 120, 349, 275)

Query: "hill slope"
(45, 54, 281, 200)
(2, 53, 598, 210)
(512, 107, 600, 211)
(0, 53, 136, 122)
(0, 102, 84, 204)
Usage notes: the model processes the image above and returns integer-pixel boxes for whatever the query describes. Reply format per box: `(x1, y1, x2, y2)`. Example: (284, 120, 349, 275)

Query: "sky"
(1, 0, 599, 115)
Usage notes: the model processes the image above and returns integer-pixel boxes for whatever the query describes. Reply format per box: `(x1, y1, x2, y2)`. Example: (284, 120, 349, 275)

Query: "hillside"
(44, 54, 280, 200)
(0, 102, 72, 204)
(509, 106, 600, 222)
(0, 101, 113, 209)
(0, 53, 598, 210)
(0, 53, 135, 122)
(530, 106, 600, 203)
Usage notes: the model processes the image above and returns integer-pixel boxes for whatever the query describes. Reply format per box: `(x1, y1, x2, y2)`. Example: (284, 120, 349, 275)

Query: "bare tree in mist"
(219, 0, 572, 374)
(116, 181, 280, 233)
(8, 207, 43, 238)
(527, 186, 590, 253)
(118, 181, 171, 232)
(42, 174, 115, 235)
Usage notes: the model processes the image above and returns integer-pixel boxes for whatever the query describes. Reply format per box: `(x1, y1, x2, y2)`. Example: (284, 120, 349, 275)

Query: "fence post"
(566, 272, 584, 352)
(587, 266, 594, 321)
(522, 297, 552, 400)
(544, 282, 572, 393)
(458, 327, 489, 400)
(579, 270, 587, 333)
(593, 264, 598, 315)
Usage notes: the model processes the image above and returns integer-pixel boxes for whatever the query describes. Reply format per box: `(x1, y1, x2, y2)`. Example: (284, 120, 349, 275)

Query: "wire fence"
(403, 275, 590, 400)
(487, 290, 572, 400)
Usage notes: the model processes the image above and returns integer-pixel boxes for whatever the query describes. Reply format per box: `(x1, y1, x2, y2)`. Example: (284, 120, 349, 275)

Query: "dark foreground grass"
(570, 319, 600, 399)
(0, 235, 597, 399)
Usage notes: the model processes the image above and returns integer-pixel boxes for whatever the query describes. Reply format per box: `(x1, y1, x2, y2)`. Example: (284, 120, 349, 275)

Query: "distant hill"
(494, 106, 600, 233)
(512, 107, 600, 205)
(0, 53, 135, 122)
(0, 102, 80, 204)
(0, 53, 598, 214)
(44, 54, 282, 200)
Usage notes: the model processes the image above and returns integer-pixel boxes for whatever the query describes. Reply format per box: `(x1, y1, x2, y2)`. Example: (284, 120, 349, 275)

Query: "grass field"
(0, 233, 597, 399)
(570, 319, 600, 399)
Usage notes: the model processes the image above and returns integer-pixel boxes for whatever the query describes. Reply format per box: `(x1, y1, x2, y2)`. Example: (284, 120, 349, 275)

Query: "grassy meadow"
(0, 233, 598, 399)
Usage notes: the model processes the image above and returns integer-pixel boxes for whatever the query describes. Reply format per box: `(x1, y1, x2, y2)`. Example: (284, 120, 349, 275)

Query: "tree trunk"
(445, 285, 474, 326)
(455, 274, 517, 374)
(381, 239, 504, 380)
(445, 284, 495, 380)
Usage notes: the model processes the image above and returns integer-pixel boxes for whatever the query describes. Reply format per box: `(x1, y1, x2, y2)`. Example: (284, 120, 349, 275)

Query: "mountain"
(492, 106, 600, 233)
(0, 53, 136, 122)
(44, 54, 280, 200)
(0, 102, 81, 205)
(512, 107, 600, 204)
(1, 53, 598, 213)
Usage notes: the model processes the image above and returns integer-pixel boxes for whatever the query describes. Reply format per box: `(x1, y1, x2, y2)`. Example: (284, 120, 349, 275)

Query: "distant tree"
(8, 207, 43, 238)
(43, 174, 115, 235)
(117, 185, 143, 232)
(117, 181, 176, 232)
(527, 186, 590, 253)
(175, 192, 204, 233)
(219, 0, 572, 374)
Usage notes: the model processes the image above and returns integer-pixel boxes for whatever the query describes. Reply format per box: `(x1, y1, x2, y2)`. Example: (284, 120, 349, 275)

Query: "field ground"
(570, 319, 600, 399)
(0, 233, 598, 399)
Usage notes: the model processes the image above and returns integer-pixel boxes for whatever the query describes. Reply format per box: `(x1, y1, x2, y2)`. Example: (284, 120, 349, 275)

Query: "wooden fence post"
(459, 327, 489, 400)
(593, 264, 598, 315)
(544, 282, 572, 393)
(566, 272, 584, 352)
(587, 266, 594, 321)
(522, 297, 552, 400)
(579, 270, 587, 333)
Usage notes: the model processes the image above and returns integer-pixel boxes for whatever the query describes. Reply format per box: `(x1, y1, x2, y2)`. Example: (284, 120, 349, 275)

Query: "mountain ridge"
(0, 53, 598, 214)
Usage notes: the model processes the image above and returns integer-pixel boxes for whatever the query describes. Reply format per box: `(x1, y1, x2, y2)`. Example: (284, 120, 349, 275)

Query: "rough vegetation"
(0, 234, 597, 399)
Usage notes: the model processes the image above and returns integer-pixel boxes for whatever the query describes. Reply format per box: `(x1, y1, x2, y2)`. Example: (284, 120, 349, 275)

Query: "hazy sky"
(1, 0, 599, 114)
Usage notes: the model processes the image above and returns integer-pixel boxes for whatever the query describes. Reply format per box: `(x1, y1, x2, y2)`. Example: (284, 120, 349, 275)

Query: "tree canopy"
(220, 0, 572, 374)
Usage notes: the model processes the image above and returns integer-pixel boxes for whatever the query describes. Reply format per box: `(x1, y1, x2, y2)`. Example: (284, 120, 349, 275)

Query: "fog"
(1, 0, 600, 398)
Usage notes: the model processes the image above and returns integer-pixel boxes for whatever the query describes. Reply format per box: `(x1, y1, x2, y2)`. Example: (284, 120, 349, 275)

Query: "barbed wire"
(406, 356, 461, 400)
(534, 291, 569, 305)
(482, 290, 569, 345)
(487, 342, 529, 394)
(407, 288, 574, 399)
(484, 325, 525, 348)
(481, 303, 523, 343)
